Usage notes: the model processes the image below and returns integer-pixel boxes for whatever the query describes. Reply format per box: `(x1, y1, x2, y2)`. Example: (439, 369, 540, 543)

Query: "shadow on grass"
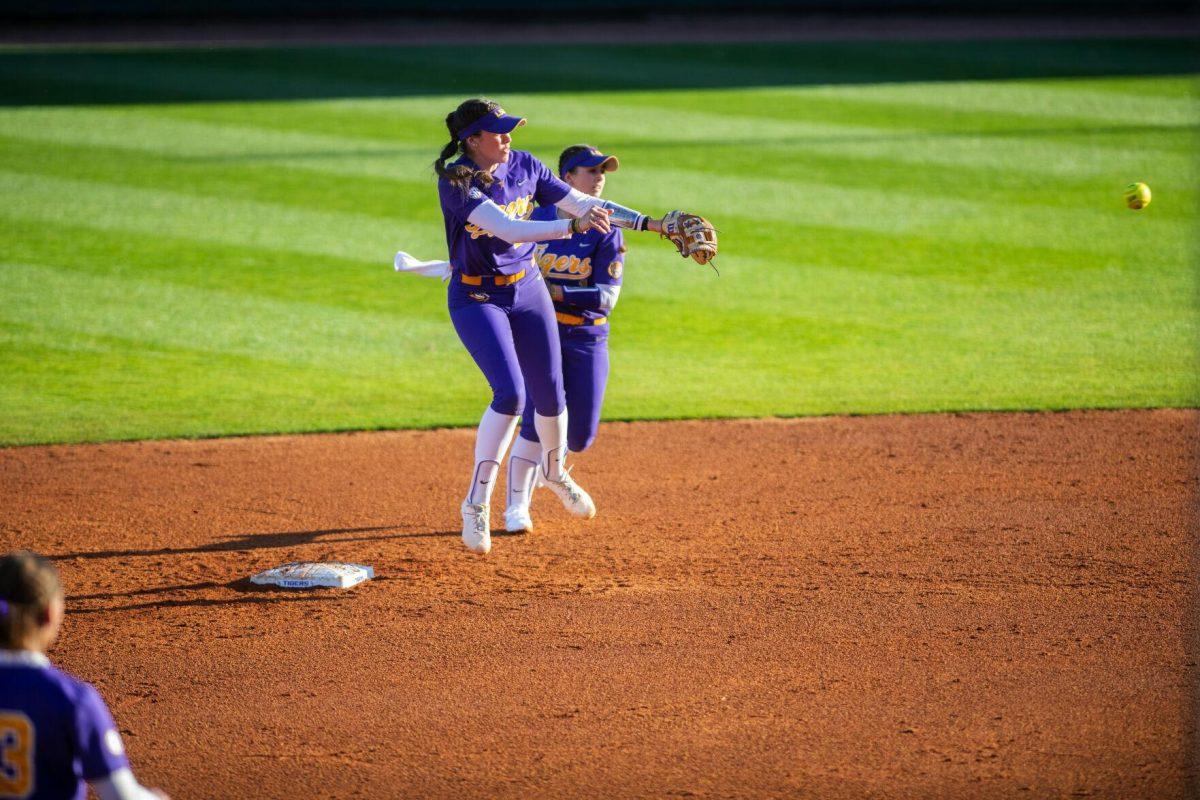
(2, 39, 1197, 107)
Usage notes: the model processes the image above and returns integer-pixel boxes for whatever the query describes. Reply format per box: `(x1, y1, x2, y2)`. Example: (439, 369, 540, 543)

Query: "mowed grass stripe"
(0, 325, 477, 444)
(797, 78, 1200, 126)
(0, 171, 441, 263)
(626, 237, 1190, 317)
(9, 203, 1179, 376)
(0, 107, 438, 179)
(602, 167, 1184, 254)
(0, 217, 442, 316)
(1091, 76, 1199, 99)
(623, 250, 1195, 349)
(0, 135, 442, 225)
(4, 89, 1190, 248)
(502, 87, 1195, 148)
(0, 62, 1194, 443)
(3, 109, 1187, 214)
(1, 162, 1179, 271)
(152, 83, 1195, 145)
(5, 124, 1191, 241)
(603, 322, 1188, 420)
(2, 262, 454, 372)
(0, 123, 1188, 235)
(7, 206, 1182, 355)
(5, 84, 1189, 185)
(157, 94, 1200, 178)
(608, 274, 1194, 417)
(4, 259, 1182, 445)
(614, 140, 1196, 215)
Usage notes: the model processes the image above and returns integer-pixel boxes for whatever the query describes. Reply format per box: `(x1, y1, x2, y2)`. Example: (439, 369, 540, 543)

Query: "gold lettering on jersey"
(535, 250, 592, 281)
(465, 194, 534, 240)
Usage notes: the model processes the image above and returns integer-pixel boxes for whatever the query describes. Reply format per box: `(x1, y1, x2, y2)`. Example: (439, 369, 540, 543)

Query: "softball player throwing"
(432, 98, 675, 555)
(502, 145, 662, 534)
(0, 551, 169, 800)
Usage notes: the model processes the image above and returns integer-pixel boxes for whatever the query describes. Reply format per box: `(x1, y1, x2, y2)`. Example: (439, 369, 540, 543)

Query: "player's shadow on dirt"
(51, 524, 459, 562)
(67, 588, 339, 614)
(2, 38, 1196, 107)
(65, 573, 404, 614)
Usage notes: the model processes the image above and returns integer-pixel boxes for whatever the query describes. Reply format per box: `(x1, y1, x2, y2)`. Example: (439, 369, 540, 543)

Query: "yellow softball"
(1124, 182, 1151, 210)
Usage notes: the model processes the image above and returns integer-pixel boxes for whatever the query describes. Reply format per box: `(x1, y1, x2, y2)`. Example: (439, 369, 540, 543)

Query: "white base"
(250, 562, 374, 589)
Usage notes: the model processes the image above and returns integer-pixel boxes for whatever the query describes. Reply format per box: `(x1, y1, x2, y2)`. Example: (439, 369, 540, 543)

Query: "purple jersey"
(438, 150, 572, 278)
(0, 651, 129, 800)
(530, 204, 625, 334)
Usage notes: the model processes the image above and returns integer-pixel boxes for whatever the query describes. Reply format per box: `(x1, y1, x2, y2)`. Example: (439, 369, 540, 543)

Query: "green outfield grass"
(0, 41, 1196, 445)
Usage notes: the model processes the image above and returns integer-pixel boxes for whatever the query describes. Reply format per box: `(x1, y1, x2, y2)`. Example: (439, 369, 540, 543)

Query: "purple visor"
(457, 108, 527, 140)
(561, 148, 619, 176)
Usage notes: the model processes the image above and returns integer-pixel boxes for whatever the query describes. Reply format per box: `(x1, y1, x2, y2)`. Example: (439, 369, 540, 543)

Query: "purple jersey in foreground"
(438, 150, 572, 277)
(0, 651, 128, 800)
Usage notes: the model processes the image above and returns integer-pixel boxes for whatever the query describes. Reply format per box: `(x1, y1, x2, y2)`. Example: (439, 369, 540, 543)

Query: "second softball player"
(503, 145, 663, 533)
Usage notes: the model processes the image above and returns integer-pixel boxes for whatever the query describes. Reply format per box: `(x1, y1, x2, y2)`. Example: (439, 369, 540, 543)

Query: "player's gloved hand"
(661, 210, 718, 268)
(572, 206, 612, 235)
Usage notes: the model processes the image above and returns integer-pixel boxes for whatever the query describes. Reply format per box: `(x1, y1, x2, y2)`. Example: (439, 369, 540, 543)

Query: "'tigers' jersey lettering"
(533, 243, 592, 280)
(465, 194, 535, 240)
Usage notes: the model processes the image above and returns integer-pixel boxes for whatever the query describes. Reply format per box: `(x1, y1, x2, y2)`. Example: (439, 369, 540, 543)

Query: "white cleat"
(504, 505, 534, 534)
(539, 469, 596, 520)
(461, 501, 491, 554)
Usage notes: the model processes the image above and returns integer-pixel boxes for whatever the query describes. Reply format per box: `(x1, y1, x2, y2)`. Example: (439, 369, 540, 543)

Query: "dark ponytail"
(0, 551, 61, 649)
(433, 97, 502, 195)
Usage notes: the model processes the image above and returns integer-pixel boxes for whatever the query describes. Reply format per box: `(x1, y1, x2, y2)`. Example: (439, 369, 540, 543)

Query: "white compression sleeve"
(533, 411, 569, 482)
(507, 435, 541, 511)
(553, 188, 598, 217)
(597, 284, 621, 315)
(466, 407, 519, 505)
(92, 768, 161, 800)
(466, 201, 573, 244)
(554, 188, 648, 231)
(393, 251, 451, 279)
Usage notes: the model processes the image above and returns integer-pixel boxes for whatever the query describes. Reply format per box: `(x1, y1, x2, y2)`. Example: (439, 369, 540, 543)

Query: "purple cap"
(561, 148, 619, 176)
(457, 107, 527, 141)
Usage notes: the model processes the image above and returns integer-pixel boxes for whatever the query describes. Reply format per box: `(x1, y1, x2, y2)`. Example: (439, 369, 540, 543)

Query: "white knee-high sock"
(466, 407, 519, 505)
(533, 410, 569, 482)
(507, 436, 541, 511)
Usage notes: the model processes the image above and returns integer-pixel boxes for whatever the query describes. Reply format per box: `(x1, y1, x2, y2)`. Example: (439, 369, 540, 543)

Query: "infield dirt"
(1, 410, 1195, 797)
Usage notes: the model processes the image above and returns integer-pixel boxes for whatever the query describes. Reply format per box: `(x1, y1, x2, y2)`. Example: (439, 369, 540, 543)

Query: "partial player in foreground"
(502, 145, 652, 533)
(0, 551, 169, 800)
(431, 97, 710, 555)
